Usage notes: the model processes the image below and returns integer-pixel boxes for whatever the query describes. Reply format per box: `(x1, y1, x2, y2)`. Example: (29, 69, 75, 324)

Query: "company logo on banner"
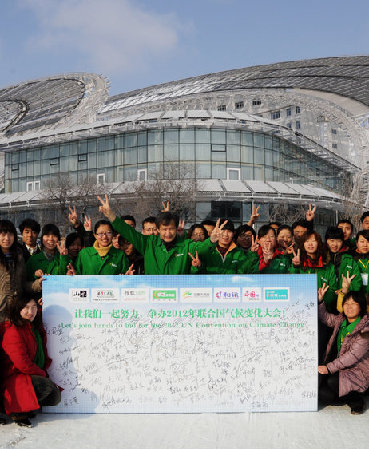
(121, 288, 149, 303)
(264, 287, 290, 301)
(92, 288, 120, 302)
(242, 287, 262, 302)
(69, 288, 89, 303)
(214, 288, 241, 303)
(180, 288, 212, 303)
(151, 289, 178, 303)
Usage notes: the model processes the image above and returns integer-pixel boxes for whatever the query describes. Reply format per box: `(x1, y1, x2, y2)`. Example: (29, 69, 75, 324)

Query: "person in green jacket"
(351, 230, 369, 297)
(193, 219, 259, 275)
(97, 194, 220, 275)
(26, 224, 70, 296)
(325, 226, 362, 293)
(290, 230, 337, 313)
(255, 225, 291, 274)
(74, 220, 129, 275)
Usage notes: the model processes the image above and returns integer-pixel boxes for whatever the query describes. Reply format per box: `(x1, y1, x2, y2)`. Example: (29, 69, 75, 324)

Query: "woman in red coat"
(1, 296, 61, 427)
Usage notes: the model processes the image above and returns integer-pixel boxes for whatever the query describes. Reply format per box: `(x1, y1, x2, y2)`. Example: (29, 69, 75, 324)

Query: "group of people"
(1, 197, 369, 426)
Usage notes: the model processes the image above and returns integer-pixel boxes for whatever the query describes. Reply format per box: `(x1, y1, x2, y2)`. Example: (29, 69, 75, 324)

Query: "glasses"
(96, 232, 113, 237)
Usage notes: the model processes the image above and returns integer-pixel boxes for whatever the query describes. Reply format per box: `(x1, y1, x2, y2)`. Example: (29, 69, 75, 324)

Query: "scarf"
(93, 240, 112, 258)
(337, 317, 361, 352)
(305, 255, 323, 268)
(32, 325, 45, 369)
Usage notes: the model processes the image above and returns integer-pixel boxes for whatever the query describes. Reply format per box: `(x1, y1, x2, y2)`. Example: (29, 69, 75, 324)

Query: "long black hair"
(8, 295, 42, 330)
(0, 220, 19, 270)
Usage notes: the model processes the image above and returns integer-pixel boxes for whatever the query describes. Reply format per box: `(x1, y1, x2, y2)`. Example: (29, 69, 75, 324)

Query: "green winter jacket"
(198, 242, 259, 275)
(352, 253, 369, 295)
(331, 252, 362, 292)
(26, 251, 70, 281)
(75, 246, 129, 275)
(257, 249, 291, 274)
(290, 262, 338, 312)
(111, 217, 214, 275)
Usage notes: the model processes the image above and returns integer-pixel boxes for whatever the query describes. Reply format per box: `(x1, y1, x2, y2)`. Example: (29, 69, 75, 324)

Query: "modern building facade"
(0, 56, 368, 227)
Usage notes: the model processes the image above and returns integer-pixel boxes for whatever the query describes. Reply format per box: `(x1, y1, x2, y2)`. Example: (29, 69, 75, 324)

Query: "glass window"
(254, 148, 264, 164)
(271, 111, 280, 120)
(60, 143, 70, 157)
(138, 132, 147, 146)
(148, 130, 162, 145)
(296, 121, 301, 129)
(227, 168, 240, 180)
(227, 145, 240, 162)
(217, 105, 226, 111)
(138, 146, 147, 163)
(241, 165, 253, 179)
(252, 100, 261, 106)
(212, 130, 226, 144)
(148, 144, 163, 162)
(79, 141, 88, 153)
(196, 163, 211, 178)
(34, 161, 40, 176)
(212, 152, 226, 162)
(20, 151, 26, 163)
(241, 132, 253, 146)
(60, 157, 69, 172)
(180, 143, 195, 161)
(235, 101, 244, 109)
(227, 130, 240, 145)
(11, 152, 19, 164)
(287, 108, 292, 117)
(19, 164, 26, 177)
(180, 129, 195, 144)
(70, 142, 78, 155)
(126, 133, 137, 148)
(254, 134, 264, 148)
(296, 106, 301, 114)
(116, 135, 124, 149)
(147, 162, 163, 179)
(115, 148, 123, 165)
(264, 135, 273, 149)
(11, 179, 19, 192)
(123, 166, 137, 181)
(88, 153, 97, 169)
(88, 139, 97, 152)
(27, 163, 34, 177)
(196, 143, 211, 161)
(211, 144, 226, 152)
(254, 166, 263, 180)
(164, 143, 179, 161)
(196, 128, 210, 143)
(124, 147, 138, 165)
(212, 163, 226, 179)
(164, 129, 178, 144)
(241, 146, 253, 164)
(265, 167, 274, 181)
(196, 202, 212, 221)
(265, 150, 273, 165)
(26, 150, 34, 162)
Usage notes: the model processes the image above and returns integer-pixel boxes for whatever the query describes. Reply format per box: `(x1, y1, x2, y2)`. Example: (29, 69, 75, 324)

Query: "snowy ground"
(1, 406, 369, 449)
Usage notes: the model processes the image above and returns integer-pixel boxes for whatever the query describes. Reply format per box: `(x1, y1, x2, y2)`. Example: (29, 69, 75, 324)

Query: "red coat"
(1, 321, 51, 414)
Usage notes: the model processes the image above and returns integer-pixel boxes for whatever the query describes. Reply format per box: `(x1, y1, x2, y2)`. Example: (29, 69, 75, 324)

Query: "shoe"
(351, 406, 364, 415)
(15, 417, 33, 427)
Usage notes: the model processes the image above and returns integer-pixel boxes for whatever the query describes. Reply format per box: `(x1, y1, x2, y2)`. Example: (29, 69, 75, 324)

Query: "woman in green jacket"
(74, 220, 129, 275)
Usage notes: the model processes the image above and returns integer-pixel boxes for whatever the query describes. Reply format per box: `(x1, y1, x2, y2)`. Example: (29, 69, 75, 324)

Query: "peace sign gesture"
(318, 282, 329, 303)
(56, 239, 68, 256)
(68, 205, 79, 227)
(188, 251, 201, 268)
(210, 219, 228, 243)
(306, 204, 316, 222)
(125, 264, 135, 275)
(248, 204, 260, 226)
(292, 248, 301, 266)
(250, 235, 259, 252)
(97, 194, 116, 222)
(161, 201, 170, 212)
(341, 271, 356, 295)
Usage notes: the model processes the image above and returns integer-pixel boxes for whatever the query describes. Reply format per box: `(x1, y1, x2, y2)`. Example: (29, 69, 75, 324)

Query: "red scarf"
(305, 255, 323, 268)
(258, 247, 284, 271)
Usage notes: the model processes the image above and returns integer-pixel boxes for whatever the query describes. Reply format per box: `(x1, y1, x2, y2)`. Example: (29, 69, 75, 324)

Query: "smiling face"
(259, 230, 276, 251)
(304, 235, 318, 256)
(218, 229, 234, 248)
(191, 227, 206, 242)
(42, 233, 58, 252)
(0, 231, 15, 253)
(237, 230, 253, 249)
(159, 221, 177, 243)
(277, 229, 293, 248)
(20, 299, 38, 322)
(363, 216, 369, 231)
(338, 223, 352, 241)
(343, 297, 361, 323)
(94, 224, 113, 248)
(67, 237, 82, 259)
(357, 235, 369, 254)
(326, 238, 343, 254)
(22, 227, 38, 248)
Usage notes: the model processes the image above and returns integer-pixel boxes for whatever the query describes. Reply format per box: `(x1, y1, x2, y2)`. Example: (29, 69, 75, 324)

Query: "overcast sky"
(1, 0, 368, 95)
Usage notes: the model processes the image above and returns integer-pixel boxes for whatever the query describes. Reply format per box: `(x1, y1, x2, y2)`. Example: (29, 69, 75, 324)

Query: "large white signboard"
(43, 274, 318, 413)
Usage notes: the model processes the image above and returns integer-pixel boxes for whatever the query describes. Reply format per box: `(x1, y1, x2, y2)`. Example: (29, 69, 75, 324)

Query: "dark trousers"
(319, 372, 364, 409)
(30, 375, 61, 407)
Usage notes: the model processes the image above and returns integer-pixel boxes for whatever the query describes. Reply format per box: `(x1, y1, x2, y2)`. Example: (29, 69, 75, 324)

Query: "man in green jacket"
(98, 195, 222, 275)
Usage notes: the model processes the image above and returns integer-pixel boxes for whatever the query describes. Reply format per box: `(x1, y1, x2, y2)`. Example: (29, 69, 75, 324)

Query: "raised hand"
(84, 215, 92, 232)
(161, 201, 170, 212)
(341, 271, 355, 295)
(248, 204, 260, 226)
(188, 251, 201, 268)
(97, 194, 116, 222)
(177, 219, 185, 237)
(262, 240, 274, 261)
(306, 204, 316, 222)
(210, 219, 228, 243)
(125, 264, 135, 275)
(318, 282, 329, 303)
(250, 235, 260, 252)
(56, 239, 68, 256)
(66, 263, 76, 276)
(68, 205, 79, 227)
(34, 269, 44, 278)
(292, 248, 301, 266)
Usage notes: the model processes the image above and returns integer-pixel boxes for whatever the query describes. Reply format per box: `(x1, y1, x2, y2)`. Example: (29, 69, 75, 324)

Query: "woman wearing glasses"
(74, 220, 129, 275)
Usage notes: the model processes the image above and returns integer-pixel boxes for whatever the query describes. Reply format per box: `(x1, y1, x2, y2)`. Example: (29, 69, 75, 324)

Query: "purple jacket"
(319, 303, 369, 397)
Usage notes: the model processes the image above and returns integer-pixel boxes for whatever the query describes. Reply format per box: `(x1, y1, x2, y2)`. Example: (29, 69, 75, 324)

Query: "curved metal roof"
(103, 56, 369, 112)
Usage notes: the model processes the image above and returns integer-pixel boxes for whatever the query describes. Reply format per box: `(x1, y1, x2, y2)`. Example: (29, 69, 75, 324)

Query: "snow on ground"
(1, 406, 369, 449)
